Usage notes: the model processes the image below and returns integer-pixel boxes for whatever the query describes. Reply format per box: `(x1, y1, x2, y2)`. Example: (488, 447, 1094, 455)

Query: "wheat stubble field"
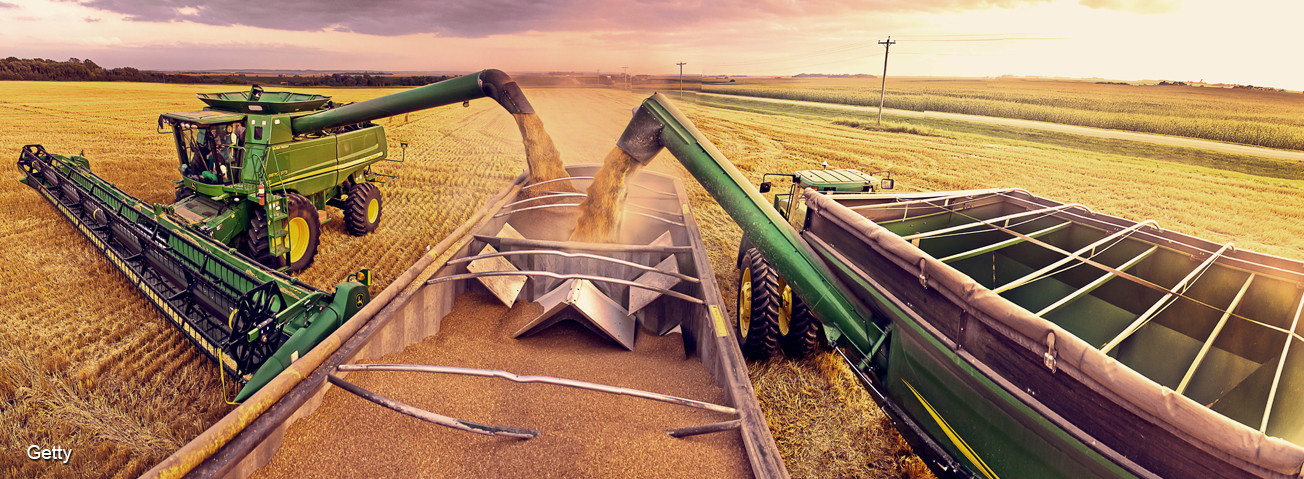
(2, 79, 1302, 478)
(704, 76, 1304, 151)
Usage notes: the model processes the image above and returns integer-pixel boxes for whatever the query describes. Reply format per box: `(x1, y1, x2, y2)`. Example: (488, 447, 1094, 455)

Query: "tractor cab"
(759, 167, 894, 226)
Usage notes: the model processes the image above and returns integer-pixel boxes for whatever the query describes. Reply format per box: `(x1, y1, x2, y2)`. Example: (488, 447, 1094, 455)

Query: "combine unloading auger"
(608, 92, 885, 363)
(16, 70, 543, 402)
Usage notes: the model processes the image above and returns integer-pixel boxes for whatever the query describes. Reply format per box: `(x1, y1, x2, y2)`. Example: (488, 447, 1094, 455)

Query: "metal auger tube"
(290, 69, 534, 135)
(613, 93, 883, 357)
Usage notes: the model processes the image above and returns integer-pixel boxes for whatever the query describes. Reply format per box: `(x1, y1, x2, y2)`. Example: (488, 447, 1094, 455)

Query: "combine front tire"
(284, 193, 321, 273)
(736, 248, 780, 359)
(344, 183, 383, 236)
(246, 207, 286, 271)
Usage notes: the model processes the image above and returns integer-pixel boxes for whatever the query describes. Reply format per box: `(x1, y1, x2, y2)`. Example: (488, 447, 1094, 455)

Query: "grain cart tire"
(780, 290, 820, 358)
(284, 193, 321, 273)
(246, 206, 286, 271)
(735, 248, 780, 359)
(344, 183, 383, 236)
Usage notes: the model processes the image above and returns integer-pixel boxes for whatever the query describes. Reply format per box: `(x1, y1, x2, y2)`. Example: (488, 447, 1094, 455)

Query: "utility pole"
(622, 66, 629, 90)
(676, 62, 687, 98)
(877, 36, 895, 125)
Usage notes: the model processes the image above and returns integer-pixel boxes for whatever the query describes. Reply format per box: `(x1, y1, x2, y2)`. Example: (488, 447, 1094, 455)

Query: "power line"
(705, 40, 879, 67)
(707, 53, 884, 77)
(899, 37, 1066, 42)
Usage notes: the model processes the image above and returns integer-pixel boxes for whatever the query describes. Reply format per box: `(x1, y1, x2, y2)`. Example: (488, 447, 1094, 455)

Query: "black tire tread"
(780, 295, 821, 358)
(246, 206, 284, 270)
(284, 192, 320, 273)
(344, 182, 382, 236)
(736, 248, 780, 359)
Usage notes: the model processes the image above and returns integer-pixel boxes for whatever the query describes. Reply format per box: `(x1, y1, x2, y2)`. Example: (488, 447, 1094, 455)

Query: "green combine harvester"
(15, 69, 535, 402)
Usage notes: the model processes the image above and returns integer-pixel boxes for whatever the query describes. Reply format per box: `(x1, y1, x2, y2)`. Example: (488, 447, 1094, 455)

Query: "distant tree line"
(0, 57, 452, 87)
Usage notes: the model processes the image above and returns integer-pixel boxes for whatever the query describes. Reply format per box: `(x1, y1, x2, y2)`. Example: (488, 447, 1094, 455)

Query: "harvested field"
(703, 77, 1304, 151)
(256, 293, 749, 478)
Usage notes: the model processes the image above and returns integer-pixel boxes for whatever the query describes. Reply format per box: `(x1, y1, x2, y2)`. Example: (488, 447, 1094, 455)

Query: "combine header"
(16, 70, 537, 402)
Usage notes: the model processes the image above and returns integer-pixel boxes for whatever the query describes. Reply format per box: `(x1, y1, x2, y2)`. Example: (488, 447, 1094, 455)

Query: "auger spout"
(290, 69, 533, 135)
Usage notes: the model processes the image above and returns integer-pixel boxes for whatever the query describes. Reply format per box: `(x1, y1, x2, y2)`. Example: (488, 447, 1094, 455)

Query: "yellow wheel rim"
(366, 198, 379, 223)
(739, 267, 752, 338)
(288, 217, 309, 263)
(778, 280, 792, 336)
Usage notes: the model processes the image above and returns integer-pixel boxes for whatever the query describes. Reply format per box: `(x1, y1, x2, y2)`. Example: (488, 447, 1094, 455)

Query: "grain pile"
(256, 293, 750, 478)
(570, 146, 646, 243)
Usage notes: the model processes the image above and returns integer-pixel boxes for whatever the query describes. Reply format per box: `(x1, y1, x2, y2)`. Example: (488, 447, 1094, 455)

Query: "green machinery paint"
(158, 69, 533, 273)
(611, 93, 1156, 478)
(15, 70, 534, 402)
(612, 92, 883, 362)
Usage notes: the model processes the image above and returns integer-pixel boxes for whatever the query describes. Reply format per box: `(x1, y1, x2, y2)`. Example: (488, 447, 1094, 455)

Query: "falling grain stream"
(515, 109, 645, 244)
(514, 113, 579, 198)
(571, 147, 646, 243)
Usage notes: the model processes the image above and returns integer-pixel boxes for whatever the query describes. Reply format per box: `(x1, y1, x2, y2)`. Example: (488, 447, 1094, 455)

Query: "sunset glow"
(0, 0, 1299, 89)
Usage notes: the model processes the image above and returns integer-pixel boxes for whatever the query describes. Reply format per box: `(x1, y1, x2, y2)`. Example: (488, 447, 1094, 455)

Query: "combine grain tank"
(143, 165, 788, 478)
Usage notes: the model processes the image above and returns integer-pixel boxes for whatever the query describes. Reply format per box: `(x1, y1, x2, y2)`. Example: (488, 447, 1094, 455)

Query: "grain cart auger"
(157, 69, 533, 273)
(611, 92, 887, 368)
(15, 70, 534, 402)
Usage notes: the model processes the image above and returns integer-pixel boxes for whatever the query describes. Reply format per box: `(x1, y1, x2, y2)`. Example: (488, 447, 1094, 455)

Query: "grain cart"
(610, 92, 1304, 478)
(15, 70, 536, 402)
(158, 69, 533, 272)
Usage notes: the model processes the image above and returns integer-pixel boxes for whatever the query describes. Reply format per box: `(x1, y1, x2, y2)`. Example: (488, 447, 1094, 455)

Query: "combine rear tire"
(284, 193, 321, 273)
(780, 291, 820, 358)
(344, 183, 383, 236)
(246, 207, 285, 271)
(735, 248, 780, 359)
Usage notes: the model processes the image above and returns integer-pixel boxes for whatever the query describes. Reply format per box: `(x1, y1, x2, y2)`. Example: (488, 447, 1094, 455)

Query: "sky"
(1, 0, 1300, 90)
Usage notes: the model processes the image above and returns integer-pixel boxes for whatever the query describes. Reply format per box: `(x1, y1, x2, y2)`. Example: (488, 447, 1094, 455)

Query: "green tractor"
(734, 167, 894, 359)
(158, 69, 533, 272)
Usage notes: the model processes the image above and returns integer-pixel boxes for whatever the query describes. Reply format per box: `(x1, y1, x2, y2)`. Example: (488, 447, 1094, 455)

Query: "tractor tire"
(284, 193, 321, 273)
(780, 290, 821, 358)
(246, 206, 286, 271)
(174, 187, 195, 203)
(344, 182, 383, 236)
(735, 248, 780, 360)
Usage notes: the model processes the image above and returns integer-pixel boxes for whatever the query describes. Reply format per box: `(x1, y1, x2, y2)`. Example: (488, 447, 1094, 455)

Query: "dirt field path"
(698, 92, 1304, 162)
